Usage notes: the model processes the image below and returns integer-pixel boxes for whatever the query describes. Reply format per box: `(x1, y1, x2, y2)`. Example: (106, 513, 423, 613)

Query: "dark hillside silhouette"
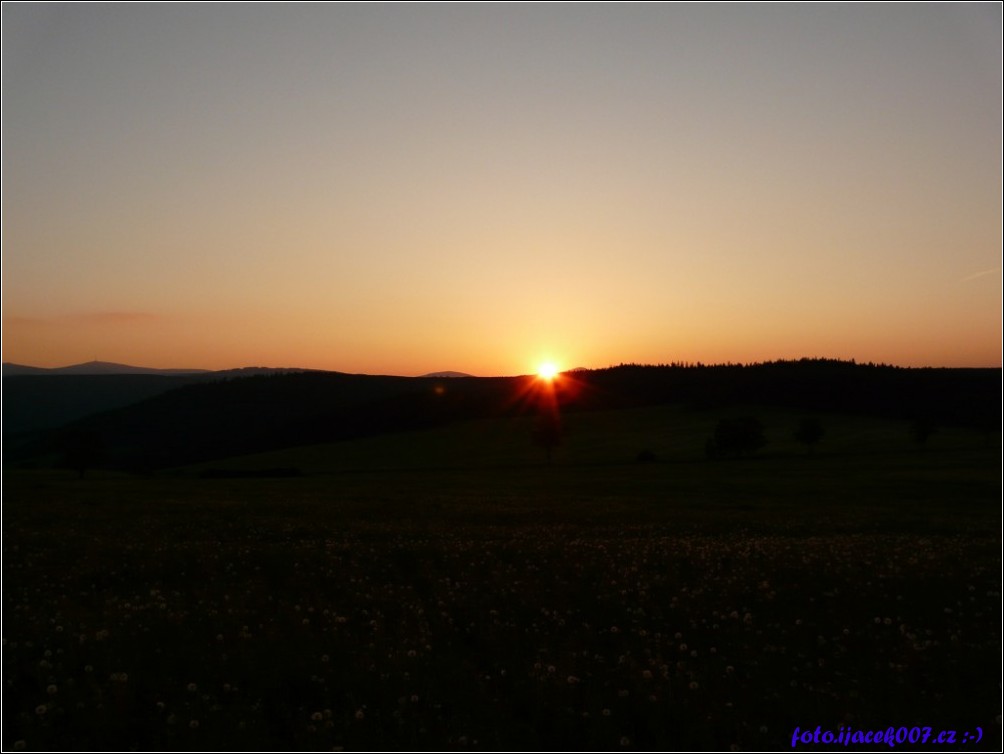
(12, 372, 528, 471)
(56, 427, 105, 478)
(7, 359, 999, 472)
(3, 374, 205, 435)
(559, 359, 997, 429)
(2, 367, 322, 435)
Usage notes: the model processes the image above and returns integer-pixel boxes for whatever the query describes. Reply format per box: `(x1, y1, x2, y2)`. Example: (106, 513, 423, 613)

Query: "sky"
(2, 3, 1001, 376)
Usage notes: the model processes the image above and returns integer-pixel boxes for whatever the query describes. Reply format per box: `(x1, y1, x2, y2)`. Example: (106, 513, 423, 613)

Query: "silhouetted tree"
(532, 414, 562, 465)
(708, 417, 766, 458)
(910, 417, 937, 448)
(794, 417, 825, 454)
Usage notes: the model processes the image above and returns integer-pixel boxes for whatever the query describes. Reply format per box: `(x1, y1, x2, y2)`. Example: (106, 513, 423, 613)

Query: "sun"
(537, 362, 560, 381)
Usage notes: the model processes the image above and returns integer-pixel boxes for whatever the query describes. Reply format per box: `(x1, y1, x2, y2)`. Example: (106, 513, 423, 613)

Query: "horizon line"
(4, 355, 1002, 377)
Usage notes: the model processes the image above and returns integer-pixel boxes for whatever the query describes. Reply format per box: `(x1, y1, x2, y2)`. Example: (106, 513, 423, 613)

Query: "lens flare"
(537, 362, 559, 381)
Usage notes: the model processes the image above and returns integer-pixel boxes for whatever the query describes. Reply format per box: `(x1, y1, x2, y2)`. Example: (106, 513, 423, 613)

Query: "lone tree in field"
(794, 417, 825, 454)
(532, 414, 563, 465)
(706, 416, 766, 458)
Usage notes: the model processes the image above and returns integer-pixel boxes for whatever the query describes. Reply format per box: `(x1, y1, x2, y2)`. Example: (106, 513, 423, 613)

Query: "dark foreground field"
(3, 408, 1000, 751)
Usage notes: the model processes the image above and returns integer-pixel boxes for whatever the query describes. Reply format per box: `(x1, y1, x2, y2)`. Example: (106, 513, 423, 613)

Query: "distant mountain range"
(2, 360, 211, 376)
(3, 361, 476, 378)
(420, 371, 475, 378)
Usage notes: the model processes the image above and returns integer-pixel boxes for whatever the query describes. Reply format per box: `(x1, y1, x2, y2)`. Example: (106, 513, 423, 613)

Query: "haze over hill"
(3, 360, 479, 378)
(0, 360, 338, 377)
(2, 360, 212, 377)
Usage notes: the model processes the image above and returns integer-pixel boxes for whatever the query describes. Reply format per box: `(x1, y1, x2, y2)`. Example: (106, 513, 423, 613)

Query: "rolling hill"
(1, 363, 322, 434)
(5, 359, 998, 473)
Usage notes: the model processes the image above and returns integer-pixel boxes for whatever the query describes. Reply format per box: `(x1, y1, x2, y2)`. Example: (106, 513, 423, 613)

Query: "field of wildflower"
(3, 415, 1000, 751)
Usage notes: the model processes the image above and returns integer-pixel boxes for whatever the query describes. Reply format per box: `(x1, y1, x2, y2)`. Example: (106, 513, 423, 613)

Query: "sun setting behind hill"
(537, 362, 560, 381)
(1, 7, 1001, 750)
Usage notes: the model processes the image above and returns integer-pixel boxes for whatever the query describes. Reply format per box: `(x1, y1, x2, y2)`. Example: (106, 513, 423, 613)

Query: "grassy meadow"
(3, 404, 1000, 750)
